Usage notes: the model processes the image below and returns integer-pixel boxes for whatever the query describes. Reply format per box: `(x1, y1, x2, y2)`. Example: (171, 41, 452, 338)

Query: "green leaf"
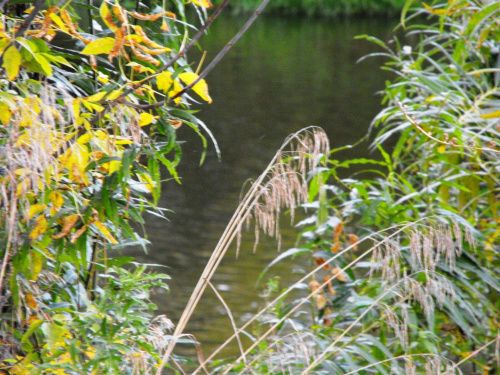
(400, 0, 417, 29)
(29, 250, 44, 282)
(41, 322, 69, 351)
(21, 319, 44, 343)
(40, 53, 73, 68)
(81, 37, 116, 55)
(34, 53, 52, 76)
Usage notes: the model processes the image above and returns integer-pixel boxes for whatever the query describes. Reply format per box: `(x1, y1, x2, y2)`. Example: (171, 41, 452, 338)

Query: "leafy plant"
(0, 0, 219, 372)
(180, 1, 500, 374)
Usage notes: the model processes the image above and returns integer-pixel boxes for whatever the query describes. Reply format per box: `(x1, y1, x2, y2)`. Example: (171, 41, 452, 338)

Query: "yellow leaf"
(52, 214, 79, 239)
(422, 2, 447, 15)
(139, 112, 154, 126)
(178, 72, 212, 103)
(49, 13, 69, 33)
(29, 216, 48, 240)
(127, 61, 155, 73)
(81, 37, 116, 55)
(84, 346, 96, 359)
(77, 133, 93, 145)
(23, 97, 41, 115)
(0, 102, 11, 125)
(86, 91, 107, 102)
(438, 144, 446, 153)
(16, 178, 29, 197)
(138, 173, 155, 193)
(315, 293, 326, 309)
(34, 53, 52, 76)
(72, 99, 81, 125)
(2, 45, 22, 80)
(124, 34, 143, 46)
(190, 0, 213, 8)
(97, 72, 109, 83)
(81, 99, 104, 113)
(28, 204, 47, 220)
(346, 233, 359, 251)
(93, 221, 118, 244)
(66, 144, 90, 185)
(156, 71, 174, 93)
(100, 2, 119, 32)
(161, 19, 169, 32)
(106, 90, 122, 100)
(25, 293, 38, 309)
(49, 191, 63, 216)
(479, 110, 500, 119)
(331, 267, 347, 282)
(115, 139, 133, 144)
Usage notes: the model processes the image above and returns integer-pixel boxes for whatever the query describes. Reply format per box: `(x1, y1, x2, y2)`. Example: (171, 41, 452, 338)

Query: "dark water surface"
(126, 15, 396, 359)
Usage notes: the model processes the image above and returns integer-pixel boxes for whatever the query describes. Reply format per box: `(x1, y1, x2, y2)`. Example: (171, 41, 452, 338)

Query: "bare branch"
(121, 0, 273, 112)
(90, 0, 229, 125)
(14, 0, 46, 38)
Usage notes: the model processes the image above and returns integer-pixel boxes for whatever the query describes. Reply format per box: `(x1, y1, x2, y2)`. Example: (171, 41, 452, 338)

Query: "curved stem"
(154, 127, 326, 375)
(194, 220, 426, 375)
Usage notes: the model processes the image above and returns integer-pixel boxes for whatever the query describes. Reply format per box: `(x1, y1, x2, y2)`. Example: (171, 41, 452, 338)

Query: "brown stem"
(129, 0, 272, 111)
(14, 0, 45, 38)
(89, 0, 229, 125)
(0, 0, 45, 65)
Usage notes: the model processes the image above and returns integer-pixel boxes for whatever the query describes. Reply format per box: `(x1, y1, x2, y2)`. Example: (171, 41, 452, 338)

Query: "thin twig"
(439, 335, 500, 375)
(155, 127, 326, 375)
(124, 0, 273, 111)
(192, 220, 426, 375)
(90, 0, 229, 125)
(169, 0, 272, 102)
(14, 0, 45, 38)
(398, 102, 500, 154)
(208, 281, 248, 369)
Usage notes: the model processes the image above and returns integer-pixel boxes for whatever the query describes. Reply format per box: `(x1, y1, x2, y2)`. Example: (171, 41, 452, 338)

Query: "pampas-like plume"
(154, 127, 330, 374)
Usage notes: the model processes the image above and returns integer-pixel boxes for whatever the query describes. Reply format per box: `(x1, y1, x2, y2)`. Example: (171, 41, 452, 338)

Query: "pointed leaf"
(81, 37, 116, 55)
(93, 221, 118, 245)
(178, 72, 212, 103)
(3, 45, 22, 80)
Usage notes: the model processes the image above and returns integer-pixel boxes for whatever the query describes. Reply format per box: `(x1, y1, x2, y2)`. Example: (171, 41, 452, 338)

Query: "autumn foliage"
(0, 0, 214, 372)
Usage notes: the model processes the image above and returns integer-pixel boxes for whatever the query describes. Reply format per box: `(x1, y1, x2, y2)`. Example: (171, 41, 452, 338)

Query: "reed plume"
(155, 127, 330, 374)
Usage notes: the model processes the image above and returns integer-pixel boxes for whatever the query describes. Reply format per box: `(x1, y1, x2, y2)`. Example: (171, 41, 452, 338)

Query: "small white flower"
(402, 45, 412, 55)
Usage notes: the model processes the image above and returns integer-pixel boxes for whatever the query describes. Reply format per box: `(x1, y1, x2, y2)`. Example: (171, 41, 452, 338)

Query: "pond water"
(125, 14, 397, 360)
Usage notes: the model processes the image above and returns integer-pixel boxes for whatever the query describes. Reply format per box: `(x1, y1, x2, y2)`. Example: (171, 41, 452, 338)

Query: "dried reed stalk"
(155, 127, 330, 374)
(208, 217, 474, 375)
(197, 221, 415, 375)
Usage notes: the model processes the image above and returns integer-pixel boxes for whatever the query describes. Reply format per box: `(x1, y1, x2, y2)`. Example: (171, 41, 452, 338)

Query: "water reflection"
(125, 15, 396, 359)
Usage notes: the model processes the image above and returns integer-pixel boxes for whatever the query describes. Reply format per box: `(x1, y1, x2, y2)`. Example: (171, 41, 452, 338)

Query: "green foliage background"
(217, 0, 407, 17)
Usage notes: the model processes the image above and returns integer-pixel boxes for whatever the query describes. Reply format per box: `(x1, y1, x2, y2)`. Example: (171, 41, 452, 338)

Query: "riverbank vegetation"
(0, 0, 217, 372)
(217, 0, 407, 17)
(1, 0, 499, 374)
(202, 1, 500, 374)
(172, 0, 500, 373)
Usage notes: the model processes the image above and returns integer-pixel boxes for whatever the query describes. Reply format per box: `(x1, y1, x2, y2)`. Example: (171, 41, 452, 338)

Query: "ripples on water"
(125, 14, 397, 359)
